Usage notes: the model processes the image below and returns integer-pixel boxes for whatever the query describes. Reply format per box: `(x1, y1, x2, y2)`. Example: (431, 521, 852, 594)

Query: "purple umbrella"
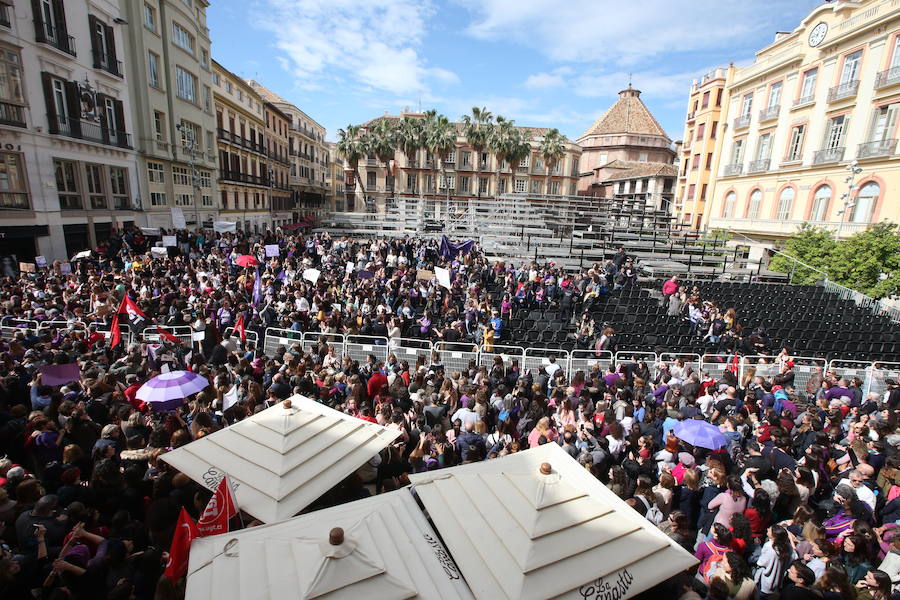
(672, 419, 726, 450)
(136, 370, 209, 411)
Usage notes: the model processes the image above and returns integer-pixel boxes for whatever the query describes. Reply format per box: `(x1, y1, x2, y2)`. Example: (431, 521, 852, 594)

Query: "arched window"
(852, 182, 879, 223)
(747, 189, 762, 219)
(776, 187, 794, 220)
(811, 185, 831, 221)
(723, 192, 736, 218)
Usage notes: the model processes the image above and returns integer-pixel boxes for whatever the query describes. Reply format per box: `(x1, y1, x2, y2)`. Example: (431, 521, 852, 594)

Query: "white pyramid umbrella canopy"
(160, 395, 401, 523)
(409, 444, 698, 600)
(185, 488, 474, 600)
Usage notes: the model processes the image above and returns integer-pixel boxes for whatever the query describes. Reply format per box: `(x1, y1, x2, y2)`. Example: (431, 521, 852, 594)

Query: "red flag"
(726, 354, 740, 374)
(197, 475, 239, 537)
(233, 314, 246, 343)
(119, 295, 147, 328)
(156, 326, 181, 344)
(87, 331, 105, 347)
(110, 314, 122, 348)
(164, 508, 199, 582)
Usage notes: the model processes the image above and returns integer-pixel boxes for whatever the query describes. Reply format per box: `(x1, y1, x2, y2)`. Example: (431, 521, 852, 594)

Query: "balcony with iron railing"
(793, 94, 815, 109)
(733, 114, 751, 129)
(217, 128, 267, 155)
(758, 105, 780, 122)
(747, 158, 770, 173)
(219, 171, 271, 186)
(34, 22, 76, 56)
(51, 114, 132, 148)
(686, 111, 696, 122)
(0, 102, 25, 127)
(0, 192, 30, 210)
(827, 80, 859, 102)
(813, 146, 845, 164)
(722, 162, 743, 176)
(708, 216, 870, 237)
(92, 49, 123, 78)
(875, 66, 900, 89)
(857, 138, 897, 159)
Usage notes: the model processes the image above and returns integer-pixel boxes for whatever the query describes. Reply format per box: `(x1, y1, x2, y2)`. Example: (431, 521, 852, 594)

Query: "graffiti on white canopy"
(422, 533, 461, 580)
(579, 568, 635, 600)
(201, 467, 240, 492)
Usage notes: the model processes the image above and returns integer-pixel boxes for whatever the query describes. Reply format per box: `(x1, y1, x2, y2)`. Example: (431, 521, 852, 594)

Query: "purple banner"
(40, 363, 80, 386)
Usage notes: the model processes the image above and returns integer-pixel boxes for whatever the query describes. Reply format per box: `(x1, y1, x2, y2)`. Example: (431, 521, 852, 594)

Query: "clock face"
(808, 22, 828, 47)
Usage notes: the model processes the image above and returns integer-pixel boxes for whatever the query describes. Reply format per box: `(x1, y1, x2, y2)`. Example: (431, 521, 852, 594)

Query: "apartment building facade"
(0, 0, 141, 263)
(350, 111, 582, 213)
(262, 101, 294, 228)
(212, 61, 273, 232)
(675, 69, 728, 229)
(703, 0, 900, 241)
(121, 0, 217, 229)
(325, 141, 346, 212)
(246, 80, 329, 217)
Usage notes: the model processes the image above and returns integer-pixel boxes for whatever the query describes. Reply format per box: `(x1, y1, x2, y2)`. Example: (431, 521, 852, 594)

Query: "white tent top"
(409, 444, 698, 600)
(161, 395, 401, 523)
(186, 489, 473, 600)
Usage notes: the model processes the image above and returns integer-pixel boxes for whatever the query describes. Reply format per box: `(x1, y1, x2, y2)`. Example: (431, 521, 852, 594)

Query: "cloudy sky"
(209, 0, 823, 142)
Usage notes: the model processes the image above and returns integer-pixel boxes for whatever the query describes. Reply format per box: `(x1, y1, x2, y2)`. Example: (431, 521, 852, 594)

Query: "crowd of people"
(0, 225, 898, 599)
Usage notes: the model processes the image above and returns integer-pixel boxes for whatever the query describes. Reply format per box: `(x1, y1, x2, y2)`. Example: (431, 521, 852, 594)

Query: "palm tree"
(538, 128, 566, 196)
(396, 116, 425, 196)
(504, 129, 532, 196)
(425, 112, 456, 206)
(489, 116, 515, 196)
(369, 118, 397, 199)
(336, 125, 364, 210)
(462, 106, 494, 199)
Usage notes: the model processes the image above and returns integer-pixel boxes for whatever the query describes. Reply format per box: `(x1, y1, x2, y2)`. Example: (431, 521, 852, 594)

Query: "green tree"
(336, 124, 365, 210)
(827, 222, 900, 298)
(425, 111, 456, 205)
(368, 119, 397, 199)
(396, 116, 425, 196)
(767, 224, 836, 284)
(462, 107, 494, 200)
(538, 128, 566, 195)
(489, 115, 515, 194)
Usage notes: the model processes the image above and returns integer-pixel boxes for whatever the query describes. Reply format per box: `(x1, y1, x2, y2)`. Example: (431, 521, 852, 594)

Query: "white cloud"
(524, 72, 565, 89)
(457, 0, 814, 65)
(253, 0, 458, 96)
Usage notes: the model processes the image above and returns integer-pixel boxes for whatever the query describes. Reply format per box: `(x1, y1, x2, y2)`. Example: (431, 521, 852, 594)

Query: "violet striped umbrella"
(136, 370, 209, 411)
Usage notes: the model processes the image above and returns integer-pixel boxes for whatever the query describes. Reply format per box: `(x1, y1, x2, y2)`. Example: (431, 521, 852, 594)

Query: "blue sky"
(208, 0, 823, 143)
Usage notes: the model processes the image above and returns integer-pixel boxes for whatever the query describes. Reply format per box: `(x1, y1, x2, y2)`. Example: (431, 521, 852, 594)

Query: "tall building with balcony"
(212, 61, 272, 233)
(576, 86, 677, 211)
(262, 100, 294, 228)
(348, 110, 582, 213)
(325, 141, 346, 212)
(704, 0, 900, 242)
(246, 80, 329, 217)
(675, 68, 729, 229)
(0, 0, 141, 262)
(120, 0, 217, 229)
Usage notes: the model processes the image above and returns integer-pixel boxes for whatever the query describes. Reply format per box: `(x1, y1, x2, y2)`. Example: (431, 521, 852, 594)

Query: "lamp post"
(175, 123, 201, 229)
(837, 160, 862, 238)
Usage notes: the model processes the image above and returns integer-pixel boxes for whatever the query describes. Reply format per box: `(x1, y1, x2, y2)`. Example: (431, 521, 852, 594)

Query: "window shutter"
(63, 81, 81, 138)
(31, 0, 45, 41)
(40, 72, 58, 133)
(51, 0, 68, 46)
(105, 24, 118, 70)
(114, 100, 126, 146)
(96, 93, 110, 144)
(88, 15, 101, 67)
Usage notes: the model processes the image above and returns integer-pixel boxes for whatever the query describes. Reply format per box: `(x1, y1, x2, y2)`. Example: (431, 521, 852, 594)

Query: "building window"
(173, 166, 190, 186)
(767, 81, 782, 109)
(868, 103, 899, 142)
(811, 185, 831, 221)
(148, 162, 165, 183)
(0, 152, 29, 209)
(530, 179, 541, 193)
(202, 85, 211, 112)
(144, 4, 156, 31)
(445, 151, 456, 163)
(0, 47, 25, 123)
(638, 152, 648, 162)
(172, 23, 195, 55)
(550, 181, 560, 194)
(461, 151, 470, 166)
(776, 187, 794, 220)
(519, 156, 529, 168)
(406, 173, 416, 192)
(153, 111, 165, 142)
(498, 178, 507, 193)
(459, 176, 470, 193)
(799, 68, 817, 101)
(691, 154, 700, 169)
(756, 133, 773, 160)
(199, 171, 211, 188)
(740, 93, 753, 118)
(696, 123, 705, 139)
(852, 182, 879, 223)
(54, 159, 81, 209)
(212, 72, 220, 86)
(202, 195, 212, 206)
(786, 125, 805, 161)
(479, 177, 488, 193)
(439, 174, 455, 189)
(730, 139, 744, 164)
(840, 50, 862, 84)
(688, 184, 696, 199)
(715, 88, 723, 107)
(710, 121, 717, 139)
(179, 120, 200, 149)
(150, 192, 166, 206)
(109, 167, 128, 209)
(175, 193, 192, 206)
(723, 191, 736, 217)
(747, 189, 761, 219)
(702, 90, 710, 109)
(824, 115, 847, 149)
(366, 171, 376, 188)
(514, 178, 526, 193)
(148, 51, 160, 87)
(175, 66, 197, 102)
(85, 164, 106, 209)
(705, 153, 713, 169)
(201, 49, 209, 69)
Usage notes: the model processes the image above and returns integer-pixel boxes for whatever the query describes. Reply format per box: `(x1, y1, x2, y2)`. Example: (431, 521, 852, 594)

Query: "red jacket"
(124, 383, 147, 412)
(366, 372, 388, 400)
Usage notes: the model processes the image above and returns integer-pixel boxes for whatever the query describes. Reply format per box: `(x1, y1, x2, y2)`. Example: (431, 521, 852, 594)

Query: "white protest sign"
(213, 221, 237, 233)
(140, 227, 160, 236)
(150, 247, 168, 257)
(35, 255, 48, 268)
(59, 262, 72, 275)
(265, 244, 280, 257)
(302, 268, 321, 284)
(435, 267, 451, 290)
(345, 261, 354, 274)
(171, 207, 187, 229)
(162, 235, 177, 247)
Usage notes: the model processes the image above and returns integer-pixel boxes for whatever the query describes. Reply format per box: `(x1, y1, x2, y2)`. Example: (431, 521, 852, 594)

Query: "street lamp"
(837, 160, 863, 237)
(175, 122, 202, 229)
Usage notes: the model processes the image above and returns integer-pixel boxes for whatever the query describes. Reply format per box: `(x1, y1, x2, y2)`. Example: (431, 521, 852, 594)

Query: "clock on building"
(808, 22, 828, 47)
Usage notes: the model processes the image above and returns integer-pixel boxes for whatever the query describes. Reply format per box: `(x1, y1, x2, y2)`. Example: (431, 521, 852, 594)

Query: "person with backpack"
(696, 523, 734, 584)
(754, 524, 797, 598)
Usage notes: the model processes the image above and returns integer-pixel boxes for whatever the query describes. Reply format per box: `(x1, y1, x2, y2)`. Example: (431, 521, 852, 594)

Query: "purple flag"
(252, 268, 263, 307)
(275, 270, 285, 281)
(40, 363, 80, 386)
